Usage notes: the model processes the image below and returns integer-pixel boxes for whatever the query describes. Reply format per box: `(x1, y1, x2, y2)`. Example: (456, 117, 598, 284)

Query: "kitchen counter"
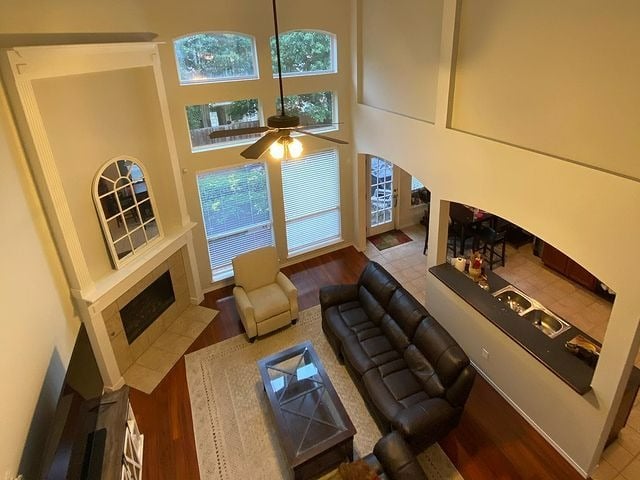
(429, 263, 596, 394)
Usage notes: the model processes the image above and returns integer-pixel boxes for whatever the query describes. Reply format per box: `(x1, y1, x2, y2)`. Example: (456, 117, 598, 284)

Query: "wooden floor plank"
(129, 246, 586, 480)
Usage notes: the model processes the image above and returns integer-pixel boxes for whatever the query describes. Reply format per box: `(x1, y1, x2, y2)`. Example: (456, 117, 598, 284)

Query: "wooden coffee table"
(257, 341, 356, 479)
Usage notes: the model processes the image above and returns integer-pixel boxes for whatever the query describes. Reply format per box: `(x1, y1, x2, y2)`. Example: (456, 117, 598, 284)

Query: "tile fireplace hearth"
(99, 248, 215, 393)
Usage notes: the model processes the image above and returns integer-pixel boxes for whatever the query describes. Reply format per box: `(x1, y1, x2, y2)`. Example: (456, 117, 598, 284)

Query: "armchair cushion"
(246, 283, 290, 323)
(232, 246, 279, 292)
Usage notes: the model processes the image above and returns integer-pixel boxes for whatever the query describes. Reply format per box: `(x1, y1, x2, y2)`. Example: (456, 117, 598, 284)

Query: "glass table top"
(262, 344, 349, 457)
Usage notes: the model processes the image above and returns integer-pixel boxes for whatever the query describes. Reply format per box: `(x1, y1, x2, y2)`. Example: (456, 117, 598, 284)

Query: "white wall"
(361, 0, 443, 122)
(451, 0, 640, 180)
(355, 0, 640, 475)
(0, 81, 78, 479)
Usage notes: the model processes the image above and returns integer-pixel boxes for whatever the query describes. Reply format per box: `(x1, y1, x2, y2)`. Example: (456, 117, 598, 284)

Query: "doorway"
(367, 156, 398, 236)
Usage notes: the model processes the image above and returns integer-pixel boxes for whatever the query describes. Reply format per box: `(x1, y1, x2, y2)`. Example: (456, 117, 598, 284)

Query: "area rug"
(368, 229, 413, 251)
(185, 305, 463, 480)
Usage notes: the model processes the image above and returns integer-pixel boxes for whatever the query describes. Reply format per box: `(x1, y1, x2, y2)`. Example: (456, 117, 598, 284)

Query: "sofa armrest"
(319, 284, 359, 310)
(373, 431, 427, 480)
(233, 286, 257, 339)
(276, 272, 299, 318)
(392, 398, 455, 441)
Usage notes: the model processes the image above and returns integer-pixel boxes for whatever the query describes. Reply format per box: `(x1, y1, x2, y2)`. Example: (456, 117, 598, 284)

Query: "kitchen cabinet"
(541, 243, 597, 291)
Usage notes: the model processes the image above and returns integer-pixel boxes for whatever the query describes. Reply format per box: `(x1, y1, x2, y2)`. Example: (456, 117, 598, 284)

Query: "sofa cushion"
(404, 345, 445, 398)
(343, 329, 403, 375)
(359, 262, 400, 308)
(387, 289, 427, 338)
(358, 287, 387, 325)
(323, 306, 357, 344)
(380, 314, 410, 353)
(412, 316, 470, 388)
(363, 364, 430, 423)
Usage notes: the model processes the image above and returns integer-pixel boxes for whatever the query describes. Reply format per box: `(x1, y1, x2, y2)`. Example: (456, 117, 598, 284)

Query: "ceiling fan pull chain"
(272, 0, 286, 117)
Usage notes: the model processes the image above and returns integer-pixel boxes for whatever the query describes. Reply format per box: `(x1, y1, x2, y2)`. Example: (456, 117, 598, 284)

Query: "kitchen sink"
(492, 286, 571, 339)
(493, 287, 532, 314)
(522, 309, 571, 339)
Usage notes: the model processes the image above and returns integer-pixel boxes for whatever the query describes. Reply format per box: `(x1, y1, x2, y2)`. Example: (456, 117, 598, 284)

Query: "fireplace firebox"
(120, 270, 175, 344)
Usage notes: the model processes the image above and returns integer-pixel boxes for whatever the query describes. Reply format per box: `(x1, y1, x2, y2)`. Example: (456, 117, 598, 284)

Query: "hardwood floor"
(129, 246, 586, 480)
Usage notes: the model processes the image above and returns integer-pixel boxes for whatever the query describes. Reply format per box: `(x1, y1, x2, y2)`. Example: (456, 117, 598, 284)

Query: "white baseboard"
(471, 362, 589, 478)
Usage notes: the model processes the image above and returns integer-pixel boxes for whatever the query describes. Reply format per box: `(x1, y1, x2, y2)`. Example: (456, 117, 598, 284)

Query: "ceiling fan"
(208, 0, 348, 160)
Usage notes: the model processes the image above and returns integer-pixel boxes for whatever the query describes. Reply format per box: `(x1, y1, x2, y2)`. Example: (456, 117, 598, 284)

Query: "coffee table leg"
(346, 438, 354, 462)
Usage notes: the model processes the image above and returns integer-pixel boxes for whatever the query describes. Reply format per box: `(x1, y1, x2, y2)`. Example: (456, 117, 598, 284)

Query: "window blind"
(197, 163, 274, 279)
(281, 149, 341, 255)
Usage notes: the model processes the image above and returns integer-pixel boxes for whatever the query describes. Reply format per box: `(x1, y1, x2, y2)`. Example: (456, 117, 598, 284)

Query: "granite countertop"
(429, 263, 596, 394)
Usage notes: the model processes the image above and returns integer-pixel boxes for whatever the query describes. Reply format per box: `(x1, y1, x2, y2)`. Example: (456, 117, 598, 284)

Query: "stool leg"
(501, 238, 506, 267)
(489, 242, 495, 270)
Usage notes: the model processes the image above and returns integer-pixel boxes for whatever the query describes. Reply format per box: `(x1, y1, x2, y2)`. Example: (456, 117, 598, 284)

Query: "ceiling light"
(269, 136, 303, 160)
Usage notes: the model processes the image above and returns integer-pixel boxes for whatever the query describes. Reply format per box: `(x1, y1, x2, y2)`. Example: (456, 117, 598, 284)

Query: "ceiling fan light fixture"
(288, 137, 303, 158)
(269, 136, 303, 160)
(269, 139, 286, 159)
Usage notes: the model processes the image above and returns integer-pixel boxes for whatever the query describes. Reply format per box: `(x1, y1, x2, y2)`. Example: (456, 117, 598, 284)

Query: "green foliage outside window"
(270, 31, 334, 75)
(278, 91, 334, 126)
(198, 164, 270, 237)
(175, 33, 257, 84)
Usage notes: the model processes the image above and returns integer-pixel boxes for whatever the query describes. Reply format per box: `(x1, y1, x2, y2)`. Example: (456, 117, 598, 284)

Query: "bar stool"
(421, 204, 430, 255)
(477, 225, 506, 270)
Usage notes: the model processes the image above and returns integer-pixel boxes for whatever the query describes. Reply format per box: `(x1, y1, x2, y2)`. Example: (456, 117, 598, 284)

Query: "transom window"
(271, 30, 336, 77)
(94, 158, 161, 268)
(197, 163, 274, 280)
(174, 32, 259, 85)
(277, 91, 336, 131)
(186, 98, 262, 151)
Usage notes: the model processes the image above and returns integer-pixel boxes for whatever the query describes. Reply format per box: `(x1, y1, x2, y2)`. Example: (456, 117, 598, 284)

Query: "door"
(367, 156, 398, 236)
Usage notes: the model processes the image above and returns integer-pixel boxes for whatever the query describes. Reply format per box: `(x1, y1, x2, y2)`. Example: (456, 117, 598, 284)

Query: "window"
(186, 99, 261, 151)
(174, 32, 258, 84)
(281, 150, 341, 256)
(197, 163, 274, 280)
(276, 91, 336, 131)
(93, 158, 161, 268)
(410, 177, 430, 206)
(270, 30, 336, 77)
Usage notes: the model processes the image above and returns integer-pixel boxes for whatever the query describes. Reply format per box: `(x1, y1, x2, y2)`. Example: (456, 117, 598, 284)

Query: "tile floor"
(123, 304, 217, 393)
(363, 223, 640, 480)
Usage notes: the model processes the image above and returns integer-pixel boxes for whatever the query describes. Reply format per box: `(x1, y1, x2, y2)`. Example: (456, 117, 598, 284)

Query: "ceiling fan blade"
(240, 131, 283, 159)
(295, 122, 343, 129)
(296, 129, 349, 145)
(209, 126, 270, 139)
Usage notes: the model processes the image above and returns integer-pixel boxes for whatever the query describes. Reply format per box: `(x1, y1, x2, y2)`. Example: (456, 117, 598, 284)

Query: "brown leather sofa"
(320, 261, 475, 449)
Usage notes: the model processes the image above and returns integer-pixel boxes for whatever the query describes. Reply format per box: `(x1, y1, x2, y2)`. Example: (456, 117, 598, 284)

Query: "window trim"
(270, 29, 338, 78)
(92, 156, 164, 269)
(173, 31, 261, 85)
(195, 161, 275, 282)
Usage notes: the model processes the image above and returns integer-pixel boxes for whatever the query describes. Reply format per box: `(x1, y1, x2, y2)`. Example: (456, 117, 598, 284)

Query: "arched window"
(174, 32, 259, 85)
(93, 158, 162, 268)
(270, 30, 337, 77)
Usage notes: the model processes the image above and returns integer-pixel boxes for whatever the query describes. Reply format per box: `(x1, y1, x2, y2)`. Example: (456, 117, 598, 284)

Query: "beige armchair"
(232, 246, 298, 342)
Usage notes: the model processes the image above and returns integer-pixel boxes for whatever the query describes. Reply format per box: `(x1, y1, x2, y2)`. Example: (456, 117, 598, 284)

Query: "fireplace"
(120, 270, 175, 344)
(101, 249, 192, 376)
